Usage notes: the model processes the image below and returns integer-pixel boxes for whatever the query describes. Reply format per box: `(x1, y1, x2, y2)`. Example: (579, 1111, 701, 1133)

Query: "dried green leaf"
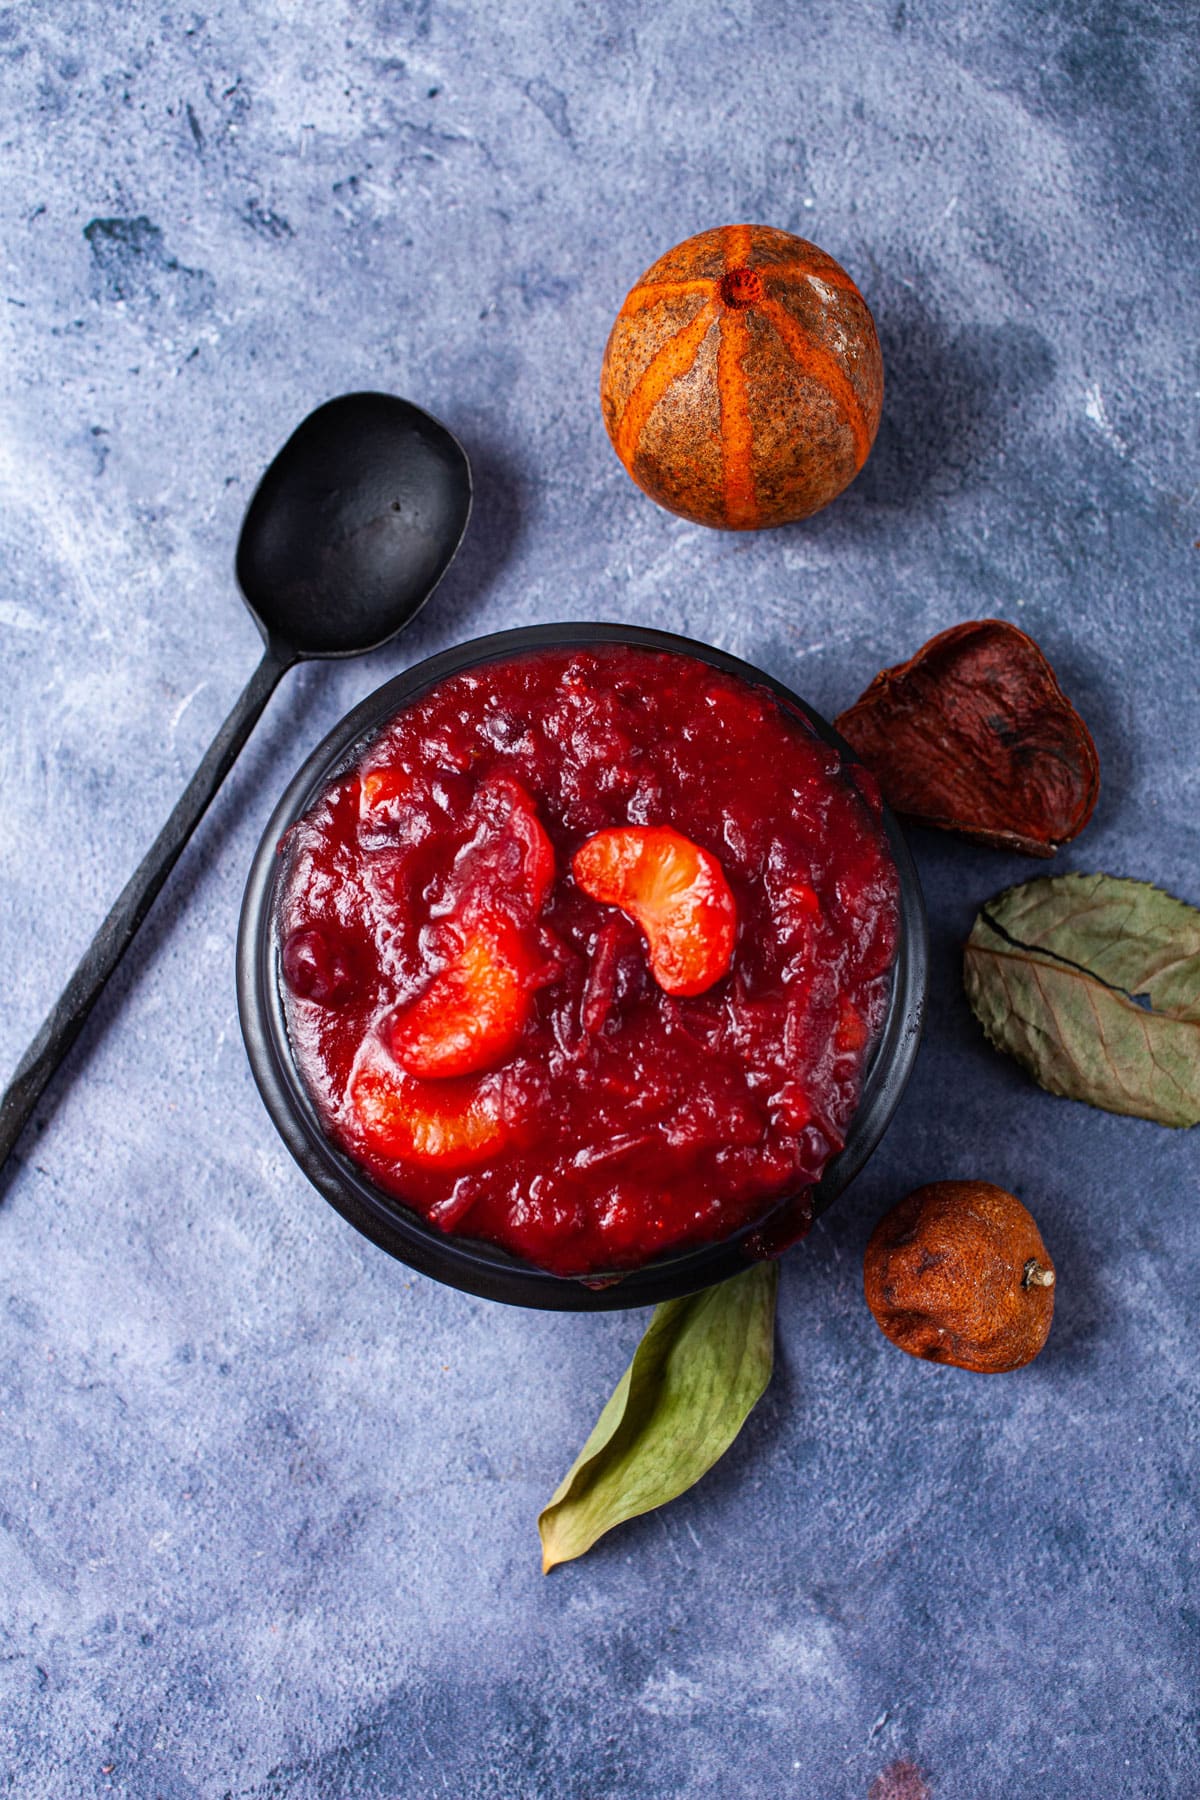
(964, 873, 1200, 1128)
(538, 1262, 778, 1572)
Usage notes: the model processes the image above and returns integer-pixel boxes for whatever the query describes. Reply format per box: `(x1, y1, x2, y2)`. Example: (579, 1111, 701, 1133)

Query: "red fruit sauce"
(277, 645, 900, 1278)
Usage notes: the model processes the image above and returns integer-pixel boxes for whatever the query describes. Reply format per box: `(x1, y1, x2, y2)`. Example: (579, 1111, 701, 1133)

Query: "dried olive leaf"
(964, 873, 1200, 1128)
(538, 1262, 777, 1572)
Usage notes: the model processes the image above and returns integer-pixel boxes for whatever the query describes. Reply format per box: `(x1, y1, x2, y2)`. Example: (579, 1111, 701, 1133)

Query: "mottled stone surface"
(1, 2, 1197, 1795)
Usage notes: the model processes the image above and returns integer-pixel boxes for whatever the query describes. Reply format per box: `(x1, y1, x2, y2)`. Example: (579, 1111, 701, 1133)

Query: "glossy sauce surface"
(277, 646, 900, 1277)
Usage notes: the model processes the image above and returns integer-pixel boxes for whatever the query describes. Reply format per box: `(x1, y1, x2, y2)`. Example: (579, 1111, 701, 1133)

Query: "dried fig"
(835, 620, 1099, 856)
(863, 1180, 1055, 1372)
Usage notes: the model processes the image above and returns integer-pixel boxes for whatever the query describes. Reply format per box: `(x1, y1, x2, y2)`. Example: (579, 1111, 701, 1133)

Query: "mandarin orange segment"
(572, 825, 737, 997)
(349, 1043, 509, 1169)
(384, 778, 558, 1080)
(388, 918, 542, 1079)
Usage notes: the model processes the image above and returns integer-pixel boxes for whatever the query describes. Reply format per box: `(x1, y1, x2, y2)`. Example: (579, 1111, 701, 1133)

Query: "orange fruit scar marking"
(756, 293, 871, 465)
(614, 298, 719, 467)
(715, 306, 758, 528)
(763, 257, 866, 302)
(721, 222, 754, 269)
(619, 279, 715, 317)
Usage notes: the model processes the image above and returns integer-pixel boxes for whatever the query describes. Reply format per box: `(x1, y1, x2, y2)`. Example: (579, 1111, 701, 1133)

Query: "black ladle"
(0, 391, 472, 1172)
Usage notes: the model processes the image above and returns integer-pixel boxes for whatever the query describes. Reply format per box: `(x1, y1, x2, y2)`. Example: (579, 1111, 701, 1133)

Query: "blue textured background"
(1, 3, 1197, 1795)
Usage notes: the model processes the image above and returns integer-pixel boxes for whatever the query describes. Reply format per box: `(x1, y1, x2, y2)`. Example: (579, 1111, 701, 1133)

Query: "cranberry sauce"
(276, 645, 900, 1277)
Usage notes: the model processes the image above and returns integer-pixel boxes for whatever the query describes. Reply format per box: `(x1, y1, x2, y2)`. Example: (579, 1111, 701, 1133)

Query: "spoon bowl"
(237, 392, 472, 658)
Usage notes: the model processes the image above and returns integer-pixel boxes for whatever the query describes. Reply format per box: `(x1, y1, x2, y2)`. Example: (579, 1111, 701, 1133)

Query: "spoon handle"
(0, 644, 292, 1174)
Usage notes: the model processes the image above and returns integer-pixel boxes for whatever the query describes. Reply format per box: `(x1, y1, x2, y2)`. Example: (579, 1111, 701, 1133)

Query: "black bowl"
(237, 624, 927, 1310)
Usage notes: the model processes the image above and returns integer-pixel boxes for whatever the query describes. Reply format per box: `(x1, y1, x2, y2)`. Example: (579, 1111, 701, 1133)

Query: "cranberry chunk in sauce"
(277, 645, 900, 1278)
(281, 927, 357, 1006)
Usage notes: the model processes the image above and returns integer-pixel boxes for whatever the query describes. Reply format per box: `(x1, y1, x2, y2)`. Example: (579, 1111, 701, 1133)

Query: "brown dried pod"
(834, 620, 1099, 856)
(863, 1180, 1055, 1373)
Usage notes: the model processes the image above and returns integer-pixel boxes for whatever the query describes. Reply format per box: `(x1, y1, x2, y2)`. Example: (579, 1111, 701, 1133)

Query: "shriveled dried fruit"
(835, 620, 1099, 856)
(863, 1180, 1055, 1373)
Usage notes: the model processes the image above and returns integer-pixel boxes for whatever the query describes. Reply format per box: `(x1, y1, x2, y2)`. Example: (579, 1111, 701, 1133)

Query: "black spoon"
(0, 391, 472, 1172)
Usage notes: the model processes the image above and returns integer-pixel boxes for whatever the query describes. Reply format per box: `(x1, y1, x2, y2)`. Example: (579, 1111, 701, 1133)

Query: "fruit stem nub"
(718, 267, 764, 309)
(1022, 1258, 1055, 1289)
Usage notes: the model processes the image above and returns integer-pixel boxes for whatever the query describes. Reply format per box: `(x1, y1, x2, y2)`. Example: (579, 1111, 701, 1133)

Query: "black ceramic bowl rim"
(237, 623, 927, 1310)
